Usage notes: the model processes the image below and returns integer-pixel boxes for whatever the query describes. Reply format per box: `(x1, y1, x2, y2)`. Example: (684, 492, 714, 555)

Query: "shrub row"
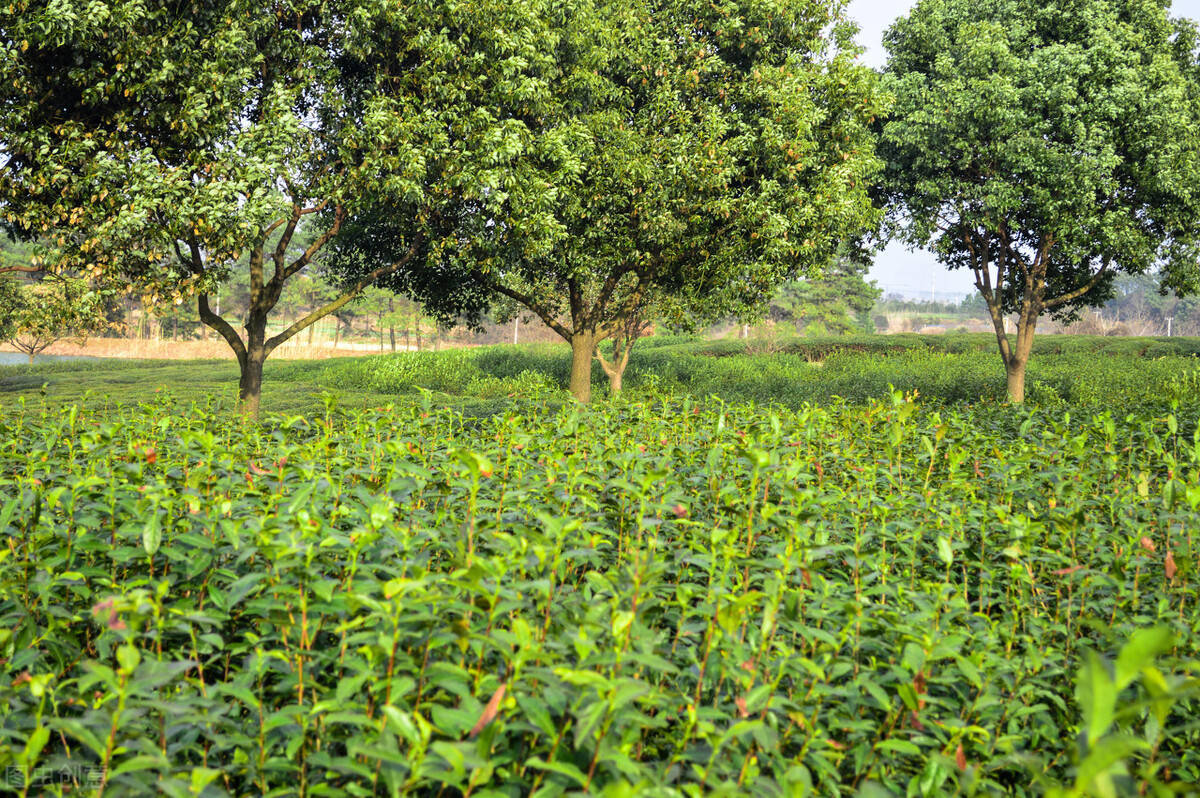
(1, 393, 1197, 795)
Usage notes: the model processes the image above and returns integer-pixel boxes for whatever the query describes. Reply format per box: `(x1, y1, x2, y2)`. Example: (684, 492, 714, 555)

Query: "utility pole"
(513, 316, 519, 345)
(1167, 317, 1173, 337)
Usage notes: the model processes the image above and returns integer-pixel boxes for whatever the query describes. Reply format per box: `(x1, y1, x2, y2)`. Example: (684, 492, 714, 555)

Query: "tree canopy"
(0, 0, 582, 413)
(330, 0, 886, 401)
(0, 274, 104, 362)
(879, 0, 1200, 401)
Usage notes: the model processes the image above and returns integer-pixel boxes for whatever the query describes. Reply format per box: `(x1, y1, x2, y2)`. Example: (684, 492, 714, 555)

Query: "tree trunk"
(389, 326, 396, 352)
(27, 351, 34, 365)
(1005, 358, 1026, 403)
(239, 314, 268, 418)
(1006, 310, 1038, 403)
(238, 351, 265, 418)
(597, 337, 633, 396)
(568, 333, 595, 402)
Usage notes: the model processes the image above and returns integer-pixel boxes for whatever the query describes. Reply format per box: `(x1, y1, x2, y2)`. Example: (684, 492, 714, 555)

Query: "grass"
(3, 332, 1199, 417)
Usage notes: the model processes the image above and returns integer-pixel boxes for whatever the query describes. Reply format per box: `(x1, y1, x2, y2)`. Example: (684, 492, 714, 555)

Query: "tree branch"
(264, 234, 423, 354)
(489, 280, 572, 341)
(199, 293, 247, 366)
(0, 264, 41, 275)
(262, 199, 329, 240)
(567, 276, 582, 329)
(279, 204, 344, 284)
(590, 265, 633, 326)
(179, 238, 246, 365)
(1043, 259, 1111, 310)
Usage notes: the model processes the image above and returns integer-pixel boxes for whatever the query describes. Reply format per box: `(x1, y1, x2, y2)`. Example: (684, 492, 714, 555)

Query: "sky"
(848, 0, 1200, 300)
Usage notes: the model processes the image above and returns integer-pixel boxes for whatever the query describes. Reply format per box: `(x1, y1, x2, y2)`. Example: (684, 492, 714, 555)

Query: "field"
(1, 335, 1199, 796)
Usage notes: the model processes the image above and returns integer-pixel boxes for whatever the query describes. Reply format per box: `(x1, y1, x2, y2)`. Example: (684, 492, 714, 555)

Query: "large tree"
(0, 0, 574, 415)
(879, 0, 1200, 401)
(331, 0, 885, 402)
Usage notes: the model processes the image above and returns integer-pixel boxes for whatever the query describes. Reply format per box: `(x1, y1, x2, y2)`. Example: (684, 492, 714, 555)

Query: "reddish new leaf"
(468, 683, 507, 738)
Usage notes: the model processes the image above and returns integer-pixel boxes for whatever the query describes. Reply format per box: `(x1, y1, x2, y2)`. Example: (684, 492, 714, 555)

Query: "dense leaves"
(329, 0, 886, 402)
(1, 383, 1197, 795)
(0, 0, 607, 412)
(879, 0, 1200, 400)
(0, 275, 104, 363)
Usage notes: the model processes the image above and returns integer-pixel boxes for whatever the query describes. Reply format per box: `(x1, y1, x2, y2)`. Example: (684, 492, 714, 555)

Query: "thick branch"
(1043, 259, 1111, 311)
(179, 238, 247, 365)
(199, 293, 247, 366)
(590, 265, 633, 326)
(264, 234, 423, 354)
(596, 275, 650, 341)
(279, 205, 344, 284)
(595, 348, 618, 379)
(965, 227, 1012, 367)
(567, 277, 582, 329)
(489, 281, 572, 341)
(0, 264, 41, 275)
(270, 206, 303, 271)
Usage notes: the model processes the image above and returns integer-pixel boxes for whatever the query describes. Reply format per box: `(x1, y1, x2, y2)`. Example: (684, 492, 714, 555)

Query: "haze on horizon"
(851, 0, 1200, 301)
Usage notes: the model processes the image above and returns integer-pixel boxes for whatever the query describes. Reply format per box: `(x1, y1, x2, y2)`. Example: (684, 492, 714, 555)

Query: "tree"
(0, 276, 18, 341)
(2, 276, 104, 362)
(879, 0, 1200, 401)
(770, 254, 881, 335)
(331, 0, 885, 402)
(1, 0, 574, 415)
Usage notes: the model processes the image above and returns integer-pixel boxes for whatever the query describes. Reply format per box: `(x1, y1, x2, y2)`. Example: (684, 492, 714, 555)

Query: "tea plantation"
(1, 337, 1198, 796)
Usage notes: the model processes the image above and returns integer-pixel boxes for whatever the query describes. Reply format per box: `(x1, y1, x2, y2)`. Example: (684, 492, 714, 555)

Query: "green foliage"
(0, 0, 617, 409)
(2, 387, 1199, 795)
(770, 256, 882, 335)
(330, 0, 887, 401)
(881, 0, 1200, 308)
(0, 276, 105, 361)
(879, 0, 1200, 399)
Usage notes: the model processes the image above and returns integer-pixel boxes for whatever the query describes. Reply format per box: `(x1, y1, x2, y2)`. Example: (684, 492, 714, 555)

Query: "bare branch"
(279, 204, 344, 284)
(590, 264, 633, 326)
(489, 280, 572, 341)
(264, 234, 423, 354)
(199, 293, 247, 365)
(270, 205, 303, 270)
(0, 264, 41, 275)
(262, 200, 328, 239)
(1043, 259, 1112, 310)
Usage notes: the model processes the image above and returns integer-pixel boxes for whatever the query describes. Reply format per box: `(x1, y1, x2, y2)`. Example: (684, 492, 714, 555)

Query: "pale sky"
(850, 0, 1200, 300)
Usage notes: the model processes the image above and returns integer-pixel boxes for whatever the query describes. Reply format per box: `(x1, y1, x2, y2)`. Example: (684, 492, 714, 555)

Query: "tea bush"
(1, 391, 1198, 796)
